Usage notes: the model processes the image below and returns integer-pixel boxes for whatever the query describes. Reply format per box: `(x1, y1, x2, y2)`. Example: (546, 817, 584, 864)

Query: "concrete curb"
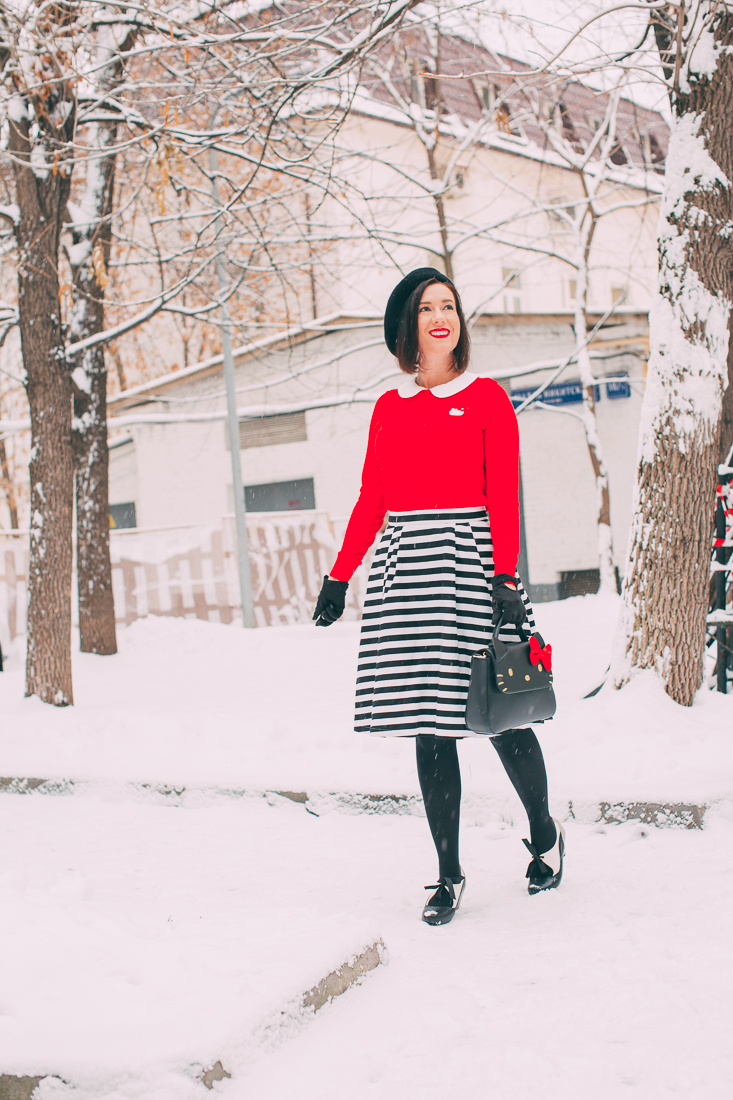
(197, 938, 386, 1089)
(595, 800, 705, 830)
(0, 1078, 44, 1100)
(301, 939, 385, 1012)
(0, 941, 387, 1098)
(0, 775, 714, 828)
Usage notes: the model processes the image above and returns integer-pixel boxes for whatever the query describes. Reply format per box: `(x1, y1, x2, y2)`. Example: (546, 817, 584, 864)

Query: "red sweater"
(331, 372, 521, 582)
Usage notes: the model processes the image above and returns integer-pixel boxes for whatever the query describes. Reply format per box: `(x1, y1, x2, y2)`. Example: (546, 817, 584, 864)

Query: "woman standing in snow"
(313, 268, 564, 925)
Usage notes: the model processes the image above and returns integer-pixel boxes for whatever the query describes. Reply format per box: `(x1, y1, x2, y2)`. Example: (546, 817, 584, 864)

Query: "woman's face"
(417, 282, 461, 360)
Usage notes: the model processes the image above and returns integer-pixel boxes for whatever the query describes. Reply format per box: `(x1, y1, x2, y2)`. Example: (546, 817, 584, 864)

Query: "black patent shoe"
(523, 819, 565, 895)
(422, 874, 466, 925)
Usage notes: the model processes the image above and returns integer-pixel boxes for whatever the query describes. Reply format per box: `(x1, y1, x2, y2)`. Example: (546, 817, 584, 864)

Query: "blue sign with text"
(510, 374, 630, 407)
(510, 381, 597, 407)
(606, 378, 631, 399)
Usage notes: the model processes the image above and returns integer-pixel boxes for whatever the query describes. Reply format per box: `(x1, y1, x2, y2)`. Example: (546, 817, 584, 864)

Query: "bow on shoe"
(522, 838, 553, 878)
(529, 635, 552, 671)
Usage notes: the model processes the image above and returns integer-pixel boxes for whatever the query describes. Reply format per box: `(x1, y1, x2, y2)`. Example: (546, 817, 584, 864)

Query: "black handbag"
(465, 618, 556, 735)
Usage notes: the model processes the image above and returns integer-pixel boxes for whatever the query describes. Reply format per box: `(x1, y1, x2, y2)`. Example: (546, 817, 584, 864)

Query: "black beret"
(383, 267, 451, 355)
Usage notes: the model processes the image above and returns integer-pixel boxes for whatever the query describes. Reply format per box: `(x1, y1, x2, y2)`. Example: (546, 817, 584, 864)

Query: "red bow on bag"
(529, 636, 552, 671)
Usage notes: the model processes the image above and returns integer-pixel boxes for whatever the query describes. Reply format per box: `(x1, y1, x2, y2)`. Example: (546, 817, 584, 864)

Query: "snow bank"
(0, 593, 730, 804)
(0, 794, 380, 1085)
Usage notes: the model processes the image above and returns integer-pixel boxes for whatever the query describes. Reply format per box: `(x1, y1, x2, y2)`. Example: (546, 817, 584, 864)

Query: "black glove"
(313, 575, 348, 627)
(491, 573, 527, 626)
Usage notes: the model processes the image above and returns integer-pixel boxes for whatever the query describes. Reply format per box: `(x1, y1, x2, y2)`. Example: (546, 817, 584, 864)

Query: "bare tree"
(0, 5, 77, 704)
(344, 17, 661, 595)
(390, 0, 732, 702)
(0, 0, 422, 704)
(68, 22, 139, 657)
(615, 0, 733, 705)
(474, 79, 660, 597)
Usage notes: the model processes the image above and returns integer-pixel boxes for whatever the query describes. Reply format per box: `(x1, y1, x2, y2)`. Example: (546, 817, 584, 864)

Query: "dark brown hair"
(394, 277, 471, 375)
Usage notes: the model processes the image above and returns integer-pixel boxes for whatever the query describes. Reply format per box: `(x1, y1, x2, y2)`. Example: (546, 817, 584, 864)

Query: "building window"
(244, 478, 315, 512)
(228, 410, 308, 451)
(502, 267, 522, 314)
(561, 568, 620, 598)
(557, 103, 581, 150)
(640, 129, 665, 173)
(502, 267, 521, 290)
(424, 72, 439, 111)
(547, 194, 576, 225)
(480, 83, 498, 112)
(473, 82, 524, 138)
(539, 98, 562, 133)
(109, 502, 137, 529)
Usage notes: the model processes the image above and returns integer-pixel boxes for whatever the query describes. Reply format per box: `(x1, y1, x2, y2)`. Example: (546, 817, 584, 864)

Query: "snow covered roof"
(107, 306, 649, 417)
(107, 312, 382, 409)
(235, 4, 668, 186)
(352, 26, 668, 188)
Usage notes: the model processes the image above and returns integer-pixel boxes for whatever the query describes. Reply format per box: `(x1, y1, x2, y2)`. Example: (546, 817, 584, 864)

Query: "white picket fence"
(0, 512, 365, 653)
(0, 533, 25, 655)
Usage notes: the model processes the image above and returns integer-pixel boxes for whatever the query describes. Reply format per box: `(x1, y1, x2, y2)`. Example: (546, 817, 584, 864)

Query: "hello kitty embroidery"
(449, 407, 465, 416)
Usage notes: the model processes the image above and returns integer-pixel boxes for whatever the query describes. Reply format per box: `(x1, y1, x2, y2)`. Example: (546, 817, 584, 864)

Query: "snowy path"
(0, 600, 731, 1097)
(1, 793, 729, 1099)
(233, 808, 733, 1100)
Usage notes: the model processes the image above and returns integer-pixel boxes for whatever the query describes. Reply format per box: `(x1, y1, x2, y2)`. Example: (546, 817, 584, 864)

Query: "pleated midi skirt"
(355, 507, 536, 737)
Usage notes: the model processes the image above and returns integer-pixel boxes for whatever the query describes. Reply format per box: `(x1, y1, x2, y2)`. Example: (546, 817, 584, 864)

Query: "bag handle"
(491, 615, 546, 661)
(493, 615, 530, 647)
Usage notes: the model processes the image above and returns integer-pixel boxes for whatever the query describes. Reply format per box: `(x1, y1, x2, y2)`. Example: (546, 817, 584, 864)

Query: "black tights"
(415, 730, 556, 880)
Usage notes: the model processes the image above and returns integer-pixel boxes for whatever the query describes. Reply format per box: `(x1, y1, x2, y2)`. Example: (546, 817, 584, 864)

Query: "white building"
(108, 306, 648, 602)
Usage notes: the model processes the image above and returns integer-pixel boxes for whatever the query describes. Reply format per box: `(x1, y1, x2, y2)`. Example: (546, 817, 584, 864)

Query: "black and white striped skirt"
(355, 507, 535, 737)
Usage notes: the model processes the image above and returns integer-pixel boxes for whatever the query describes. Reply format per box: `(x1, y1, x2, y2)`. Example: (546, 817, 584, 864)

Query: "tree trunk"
(615, 4, 733, 705)
(579, 381, 616, 596)
(424, 134, 455, 280)
(8, 114, 75, 705)
(573, 249, 616, 596)
(0, 436, 18, 528)
(422, 41, 454, 281)
(70, 124, 118, 656)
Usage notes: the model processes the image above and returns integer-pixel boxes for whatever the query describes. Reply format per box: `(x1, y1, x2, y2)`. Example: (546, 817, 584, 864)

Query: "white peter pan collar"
(396, 371, 480, 399)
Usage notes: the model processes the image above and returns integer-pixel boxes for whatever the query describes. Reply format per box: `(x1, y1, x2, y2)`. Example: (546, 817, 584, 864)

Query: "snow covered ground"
(0, 595, 731, 1097)
(231, 810, 733, 1100)
(2, 796, 731, 1099)
(0, 593, 731, 804)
